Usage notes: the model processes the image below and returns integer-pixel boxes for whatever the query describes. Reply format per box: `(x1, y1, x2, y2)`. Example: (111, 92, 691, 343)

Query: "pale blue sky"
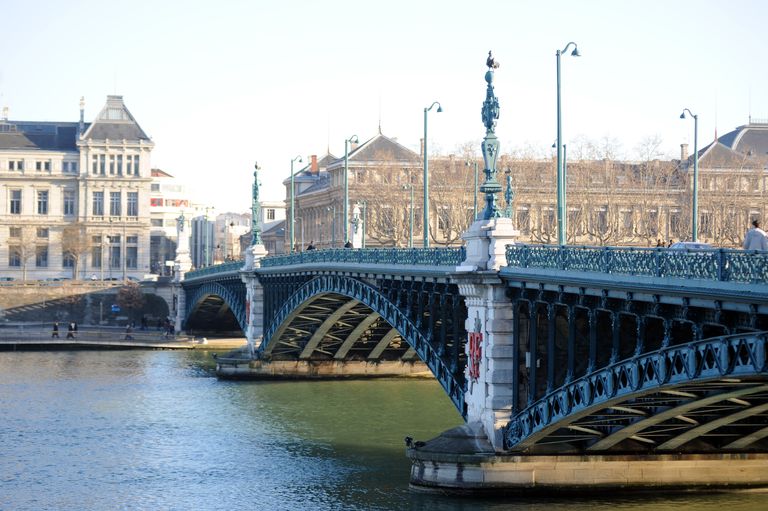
(2, 0, 766, 212)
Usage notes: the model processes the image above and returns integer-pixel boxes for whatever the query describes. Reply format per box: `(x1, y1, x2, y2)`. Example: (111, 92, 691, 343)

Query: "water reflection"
(0, 351, 765, 511)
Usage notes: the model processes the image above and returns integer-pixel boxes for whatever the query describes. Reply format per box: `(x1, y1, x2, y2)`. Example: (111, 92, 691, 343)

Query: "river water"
(0, 350, 766, 511)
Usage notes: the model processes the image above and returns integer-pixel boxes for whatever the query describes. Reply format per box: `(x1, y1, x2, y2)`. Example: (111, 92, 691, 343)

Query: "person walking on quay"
(66, 322, 75, 339)
(124, 324, 134, 341)
(743, 220, 768, 251)
(51, 322, 59, 339)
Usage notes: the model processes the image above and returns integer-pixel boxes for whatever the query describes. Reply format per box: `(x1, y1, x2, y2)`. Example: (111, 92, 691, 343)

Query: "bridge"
(176, 239, 768, 492)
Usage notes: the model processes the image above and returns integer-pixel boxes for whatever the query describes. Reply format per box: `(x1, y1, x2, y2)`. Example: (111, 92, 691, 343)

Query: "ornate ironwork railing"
(261, 247, 467, 268)
(505, 244, 768, 283)
(184, 261, 244, 280)
(505, 331, 768, 450)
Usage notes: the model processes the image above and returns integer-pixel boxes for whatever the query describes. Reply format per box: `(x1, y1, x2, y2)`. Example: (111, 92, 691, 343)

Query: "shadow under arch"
(186, 281, 246, 335)
(260, 274, 466, 416)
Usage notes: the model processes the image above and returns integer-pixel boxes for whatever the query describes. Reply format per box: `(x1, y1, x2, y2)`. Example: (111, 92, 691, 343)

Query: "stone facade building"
(0, 95, 153, 280)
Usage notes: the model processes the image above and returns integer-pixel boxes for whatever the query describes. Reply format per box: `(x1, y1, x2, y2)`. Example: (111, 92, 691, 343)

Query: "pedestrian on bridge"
(66, 322, 75, 339)
(743, 220, 768, 250)
(307, 241, 316, 250)
(51, 322, 59, 339)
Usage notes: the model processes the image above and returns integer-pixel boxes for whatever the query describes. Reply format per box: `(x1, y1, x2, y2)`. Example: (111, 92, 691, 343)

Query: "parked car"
(669, 241, 713, 250)
(0, 277, 15, 281)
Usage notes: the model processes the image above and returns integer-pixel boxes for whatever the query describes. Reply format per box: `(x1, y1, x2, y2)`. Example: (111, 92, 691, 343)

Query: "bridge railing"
(505, 244, 768, 283)
(184, 261, 244, 280)
(260, 247, 467, 268)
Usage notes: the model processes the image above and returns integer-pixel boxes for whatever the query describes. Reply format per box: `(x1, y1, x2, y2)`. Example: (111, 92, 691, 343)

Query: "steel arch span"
(186, 281, 247, 333)
(260, 274, 466, 415)
(505, 331, 768, 453)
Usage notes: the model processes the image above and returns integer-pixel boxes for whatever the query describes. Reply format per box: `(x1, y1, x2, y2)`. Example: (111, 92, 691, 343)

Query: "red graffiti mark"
(245, 300, 250, 320)
(468, 332, 482, 382)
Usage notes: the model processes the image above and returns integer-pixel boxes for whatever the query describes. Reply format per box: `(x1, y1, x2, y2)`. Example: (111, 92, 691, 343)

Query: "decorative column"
(454, 52, 520, 451)
(243, 163, 269, 357)
(173, 212, 192, 334)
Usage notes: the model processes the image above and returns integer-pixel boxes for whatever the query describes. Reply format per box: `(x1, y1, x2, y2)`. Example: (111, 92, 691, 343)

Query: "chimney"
(680, 143, 689, 161)
(310, 154, 318, 174)
(78, 96, 85, 137)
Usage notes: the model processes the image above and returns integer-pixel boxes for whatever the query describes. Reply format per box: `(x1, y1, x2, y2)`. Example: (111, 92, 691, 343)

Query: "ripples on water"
(0, 351, 765, 511)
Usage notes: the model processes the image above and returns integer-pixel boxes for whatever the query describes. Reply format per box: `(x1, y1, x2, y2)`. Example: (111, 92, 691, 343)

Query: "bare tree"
(61, 222, 91, 279)
(8, 227, 38, 281)
(116, 282, 145, 323)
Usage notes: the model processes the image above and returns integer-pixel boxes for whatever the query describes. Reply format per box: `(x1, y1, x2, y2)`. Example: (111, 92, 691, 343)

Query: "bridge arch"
(505, 331, 768, 453)
(260, 274, 466, 415)
(186, 281, 247, 334)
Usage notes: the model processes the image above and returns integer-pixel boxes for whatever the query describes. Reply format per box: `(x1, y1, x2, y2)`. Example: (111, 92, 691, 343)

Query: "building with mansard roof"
(0, 95, 153, 280)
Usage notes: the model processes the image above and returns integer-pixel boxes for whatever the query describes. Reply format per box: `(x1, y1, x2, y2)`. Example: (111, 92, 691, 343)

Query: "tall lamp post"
(343, 135, 358, 245)
(680, 108, 699, 242)
(556, 41, 580, 245)
(465, 159, 479, 220)
(289, 155, 303, 253)
(403, 184, 414, 247)
(423, 101, 442, 248)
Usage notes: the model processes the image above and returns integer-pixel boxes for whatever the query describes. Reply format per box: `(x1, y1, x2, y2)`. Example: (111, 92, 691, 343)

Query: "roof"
(151, 168, 174, 178)
(328, 132, 420, 169)
(82, 95, 151, 142)
(704, 121, 768, 159)
(0, 121, 82, 151)
(697, 142, 754, 168)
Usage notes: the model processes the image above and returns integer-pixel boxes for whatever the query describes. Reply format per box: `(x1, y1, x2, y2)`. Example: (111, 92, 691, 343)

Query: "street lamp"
(423, 101, 442, 248)
(556, 41, 580, 246)
(289, 155, 303, 254)
(465, 159, 479, 220)
(403, 183, 414, 248)
(326, 205, 336, 247)
(344, 135, 358, 246)
(680, 108, 699, 241)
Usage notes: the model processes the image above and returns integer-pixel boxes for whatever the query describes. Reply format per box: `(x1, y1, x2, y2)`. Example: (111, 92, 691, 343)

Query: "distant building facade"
(0, 95, 153, 280)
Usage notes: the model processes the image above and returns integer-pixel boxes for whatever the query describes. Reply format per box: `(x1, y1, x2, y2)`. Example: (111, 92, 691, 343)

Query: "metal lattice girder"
(260, 274, 466, 415)
(505, 331, 768, 452)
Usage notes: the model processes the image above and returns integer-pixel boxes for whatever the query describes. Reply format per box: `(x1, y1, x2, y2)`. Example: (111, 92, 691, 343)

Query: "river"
(0, 350, 765, 510)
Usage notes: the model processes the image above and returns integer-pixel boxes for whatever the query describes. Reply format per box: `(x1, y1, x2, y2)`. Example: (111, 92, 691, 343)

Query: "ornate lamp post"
(403, 184, 414, 247)
(344, 135, 358, 245)
(556, 41, 580, 245)
(289, 155, 303, 253)
(423, 101, 442, 247)
(479, 51, 502, 220)
(251, 162, 262, 246)
(680, 108, 699, 241)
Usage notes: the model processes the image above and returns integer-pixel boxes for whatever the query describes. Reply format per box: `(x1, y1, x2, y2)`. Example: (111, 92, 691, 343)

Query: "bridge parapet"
(184, 261, 245, 281)
(261, 247, 466, 268)
(506, 244, 768, 284)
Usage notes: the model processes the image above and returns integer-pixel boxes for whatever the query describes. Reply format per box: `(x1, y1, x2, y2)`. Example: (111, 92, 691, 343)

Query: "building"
(0, 95, 153, 280)
(149, 168, 195, 275)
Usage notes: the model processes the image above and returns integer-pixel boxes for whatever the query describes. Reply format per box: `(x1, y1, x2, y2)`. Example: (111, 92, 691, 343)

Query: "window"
(91, 246, 102, 268)
(700, 211, 713, 236)
(150, 198, 163, 207)
(63, 161, 78, 174)
(151, 184, 160, 192)
(151, 219, 163, 227)
(127, 155, 140, 175)
(63, 190, 75, 216)
(117, 155, 123, 175)
(9, 246, 21, 267)
(134, 155, 140, 176)
(35, 246, 48, 267)
(9, 190, 21, 214)
(9, 160, 23, 171)
(127, 192, 138, 217)
(37, 190, 49, 215)
(267, 208, 276, 220)
(92, 154, 106, 175)
(63, 253, 75, 268)
(35, 160, 51, 172)
(126, 247, 137, 269)
(109, 155, 116, 175)
(93, 191, 104, 216)
(110, 191, 121, 216)
(37, 227, 49, 238)
(109, 244, 120, 269)
(9, 227, 21, 238)
(670, 210, 683, 237)
(126, 235, 138, 244)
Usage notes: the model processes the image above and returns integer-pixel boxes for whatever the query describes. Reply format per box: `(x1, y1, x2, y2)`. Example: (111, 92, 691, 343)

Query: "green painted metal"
(184, 261, 243, 280)
(344, 135, 358, 245)
(289, 155, 302, 254)
(681, 109, 699, 242)
(480, 53, 502, 220)
(251, 162, 262, 246)
(556, 42, 579, 246)
(423, 101, 442, 248)
(261, 247, 466, 268)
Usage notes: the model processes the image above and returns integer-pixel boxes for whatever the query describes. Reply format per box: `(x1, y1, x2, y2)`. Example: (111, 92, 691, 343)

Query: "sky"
(2, 0, 767, 214)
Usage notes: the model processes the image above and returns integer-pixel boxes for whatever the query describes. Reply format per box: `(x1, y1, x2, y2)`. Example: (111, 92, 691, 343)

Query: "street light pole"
(403, 184, 414, 247)
(680, 108, 699, 241)
(344, 135, 358, 246)
(423, 101, 442, 248)
(556, 41, 580, 246)
(289, 155, 303, 254)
